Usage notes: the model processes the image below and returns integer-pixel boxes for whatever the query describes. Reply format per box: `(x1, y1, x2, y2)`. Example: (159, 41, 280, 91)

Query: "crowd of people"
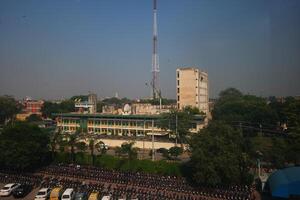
(36, 164, 253, 200)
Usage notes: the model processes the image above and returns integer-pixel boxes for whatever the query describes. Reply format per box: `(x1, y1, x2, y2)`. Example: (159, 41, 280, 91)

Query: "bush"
(95, 154, 120, 169)
(169, 147, 183, 159)
(75, 153, 92, 165)
(54, 152, 72, 164)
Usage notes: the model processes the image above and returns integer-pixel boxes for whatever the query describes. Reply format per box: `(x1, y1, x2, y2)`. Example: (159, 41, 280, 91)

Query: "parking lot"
(0, 183, 40, 200)
(0, 165, 253, 200)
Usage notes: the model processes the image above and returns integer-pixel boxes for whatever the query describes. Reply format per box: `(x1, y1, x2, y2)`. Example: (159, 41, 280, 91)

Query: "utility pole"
(152, 119, 155, 161)
(175, 114, 178, 146)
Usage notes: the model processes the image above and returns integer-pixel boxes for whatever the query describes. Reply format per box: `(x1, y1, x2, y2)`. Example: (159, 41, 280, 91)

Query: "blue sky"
(0, 0, 299, 100)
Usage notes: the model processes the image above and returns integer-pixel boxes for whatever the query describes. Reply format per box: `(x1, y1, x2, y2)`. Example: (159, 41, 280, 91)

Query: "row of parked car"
(0, 183, 117, 200)
(0, 183, 32, 198)
(34, 187, 114, 200)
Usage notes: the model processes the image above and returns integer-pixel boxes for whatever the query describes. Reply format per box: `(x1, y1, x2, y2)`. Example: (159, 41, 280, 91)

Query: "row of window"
(87, 128, 146, 136)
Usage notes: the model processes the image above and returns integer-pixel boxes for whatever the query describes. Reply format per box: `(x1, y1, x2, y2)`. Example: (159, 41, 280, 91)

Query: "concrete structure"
(102, 103, 176, 115)
(176, 67, 209, 114)
(16, 98, 44, 121)
(132, 103, 176, 115)
(23, 99, 44, 115)
(80, 137, 181, 150)
(54, 113, 205, 137)
(75, 93, 97, 114)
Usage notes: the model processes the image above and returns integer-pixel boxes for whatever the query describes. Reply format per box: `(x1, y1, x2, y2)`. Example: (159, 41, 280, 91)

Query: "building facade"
(54, 113, 205, 136)
(75, 93, 97, 114)
(176, 67, 209, 114)
(16, 98, 44, 121)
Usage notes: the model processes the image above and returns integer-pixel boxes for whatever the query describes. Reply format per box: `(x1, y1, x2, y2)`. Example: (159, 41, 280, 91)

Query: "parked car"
(34, 188, 51, 200)
(12, 184, 33, 198)
(88, 192, 99, 200)
(61, 188, 75, 200)
(74, 192, 88, 200)
(0, 183, 21, 196)
(50, 187, 63, 200)
(101, 195, 111, 200)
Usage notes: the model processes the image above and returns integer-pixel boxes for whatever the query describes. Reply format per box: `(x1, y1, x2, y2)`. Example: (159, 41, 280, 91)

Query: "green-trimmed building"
(54, 113, 205, 137)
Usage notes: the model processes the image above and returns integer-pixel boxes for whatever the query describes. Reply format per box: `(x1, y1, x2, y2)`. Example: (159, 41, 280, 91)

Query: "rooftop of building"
(53, 112, 204, 120)
(176, 67, 208, 74)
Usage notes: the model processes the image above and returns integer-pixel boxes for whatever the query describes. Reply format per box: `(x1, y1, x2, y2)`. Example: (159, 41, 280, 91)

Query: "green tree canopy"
(168, 146, 183, 159)
(0, 95, 22, 124)
(159, 109, 194, 145)
(41, 100, 75, 119)
(0, 122, 50, 170)
(189, 121, 253, 186)
(116, 142, 138, 160)
(26, 114, 42, 122)
(213, 88, 278, 125)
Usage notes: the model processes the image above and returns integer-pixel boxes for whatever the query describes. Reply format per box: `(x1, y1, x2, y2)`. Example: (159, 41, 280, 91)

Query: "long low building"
(54, 113, 205, 137)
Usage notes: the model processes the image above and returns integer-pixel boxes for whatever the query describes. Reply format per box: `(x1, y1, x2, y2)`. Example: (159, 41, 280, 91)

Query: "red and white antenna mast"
(152, 0, 160, 99)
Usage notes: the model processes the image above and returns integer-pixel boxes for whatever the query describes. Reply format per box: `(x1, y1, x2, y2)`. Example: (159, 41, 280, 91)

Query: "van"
(50, 187, 63, 200)
(61, 188, 75, 200)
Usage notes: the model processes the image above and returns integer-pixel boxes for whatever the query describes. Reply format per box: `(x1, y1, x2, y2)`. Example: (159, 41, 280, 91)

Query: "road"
(0, 183, 40, 200)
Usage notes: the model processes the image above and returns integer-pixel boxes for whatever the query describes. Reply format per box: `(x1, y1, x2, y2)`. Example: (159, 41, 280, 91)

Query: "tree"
(286, 130, 300, 165)
(26, 114, 42, 122)
(213, 88, 278, 125)
(0, 122, 50, 170)
(168, 146, 183, 160)
(41, 99, 75, 119)
(159, 109, 195, 146)
(41, 101, 60, 118)
(189, 121, 253, 186)
(157, 148, 169, 159)
(60, 131, 85, 163)
(0, 96, 22, 124)
(182, 106, 202, 115)
(88, 139, 106, 165)
(49, 130, 61, 159)
(117, 142, 138, 160)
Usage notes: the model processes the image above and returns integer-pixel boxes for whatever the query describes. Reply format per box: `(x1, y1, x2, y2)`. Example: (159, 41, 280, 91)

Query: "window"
(177, 80, 179, 86)
(177, 95, 180, 101)
(177, 71, 179, 78)
(177, 88, 180, 93)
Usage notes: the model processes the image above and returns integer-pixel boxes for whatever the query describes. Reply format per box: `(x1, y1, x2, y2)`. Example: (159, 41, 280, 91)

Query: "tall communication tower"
(152, 0, 160, 99)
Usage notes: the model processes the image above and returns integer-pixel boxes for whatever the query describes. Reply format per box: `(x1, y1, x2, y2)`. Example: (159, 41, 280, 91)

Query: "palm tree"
(88, 139, 106, 165)
(89, 139, 95, 165)
(49, 130, 61, 159)
(63, 130, 85, 163)
(118, 142, 138, 160)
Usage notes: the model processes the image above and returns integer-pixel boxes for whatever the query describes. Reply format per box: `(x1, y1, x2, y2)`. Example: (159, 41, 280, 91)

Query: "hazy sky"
(0, 0, 299, 100)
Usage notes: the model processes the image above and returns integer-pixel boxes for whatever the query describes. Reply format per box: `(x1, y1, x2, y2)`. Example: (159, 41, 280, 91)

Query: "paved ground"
(0, 183, 40, 200)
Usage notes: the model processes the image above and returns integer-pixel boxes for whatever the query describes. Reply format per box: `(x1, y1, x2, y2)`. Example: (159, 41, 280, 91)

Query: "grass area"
(54, 152, 182, 176)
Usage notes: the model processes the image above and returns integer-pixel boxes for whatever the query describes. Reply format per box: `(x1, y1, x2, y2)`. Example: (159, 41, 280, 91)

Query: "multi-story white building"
(176, 67, 209, 114)
(74, 93, 97, 114)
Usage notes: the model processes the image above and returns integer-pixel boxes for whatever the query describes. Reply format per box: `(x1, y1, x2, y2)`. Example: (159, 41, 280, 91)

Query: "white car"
(34, 188, 51, 200)
(0, 183, 21, 196)
(101, 195, 111, 200)
(61, 188, 75, 200)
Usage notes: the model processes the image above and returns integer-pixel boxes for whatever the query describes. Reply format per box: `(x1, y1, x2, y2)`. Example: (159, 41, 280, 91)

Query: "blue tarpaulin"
(267, 167, 300, 198)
